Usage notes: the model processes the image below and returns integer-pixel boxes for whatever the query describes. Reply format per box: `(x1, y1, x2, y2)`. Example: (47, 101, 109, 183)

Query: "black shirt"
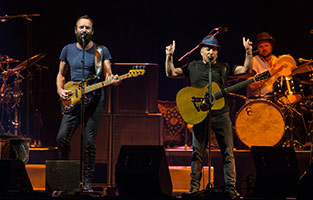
(181, 60, 236, 115)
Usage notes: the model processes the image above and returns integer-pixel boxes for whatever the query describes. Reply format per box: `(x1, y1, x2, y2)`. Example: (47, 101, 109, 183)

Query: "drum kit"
(233, 55, 313, 150)
(0, 53, 46, 135)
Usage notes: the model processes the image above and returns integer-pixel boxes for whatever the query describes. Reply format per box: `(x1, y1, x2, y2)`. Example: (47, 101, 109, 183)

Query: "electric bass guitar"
(60, 67, 145, 113)
(176, 70, 271, 125)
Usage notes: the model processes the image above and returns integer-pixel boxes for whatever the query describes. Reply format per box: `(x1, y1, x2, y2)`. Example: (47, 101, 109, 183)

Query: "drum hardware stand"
(282, 103, 306, 149)
(302, 107, 313, 164)
(8, 73, 24, 136)
(309, 118, 313, 165)
(29, 63, 47, 147)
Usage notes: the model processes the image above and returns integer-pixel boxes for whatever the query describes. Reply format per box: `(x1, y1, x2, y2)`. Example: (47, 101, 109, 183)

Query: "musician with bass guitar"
(56, 15, 120, 192)
(165, 35, 253, 199)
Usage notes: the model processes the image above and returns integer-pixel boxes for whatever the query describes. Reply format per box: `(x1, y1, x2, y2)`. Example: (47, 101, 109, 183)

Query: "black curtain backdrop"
(0, 0, 312, 146)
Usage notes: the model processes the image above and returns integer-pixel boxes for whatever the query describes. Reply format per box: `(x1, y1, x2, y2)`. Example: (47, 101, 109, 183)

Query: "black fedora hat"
(254, 32, 276, 47)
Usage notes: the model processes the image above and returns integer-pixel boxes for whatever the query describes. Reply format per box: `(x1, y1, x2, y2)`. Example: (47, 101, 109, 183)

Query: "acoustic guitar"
(176, 70, 271, 125)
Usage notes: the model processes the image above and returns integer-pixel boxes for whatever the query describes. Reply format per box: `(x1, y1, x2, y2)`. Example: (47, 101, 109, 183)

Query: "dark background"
(0, 0, 312, 146)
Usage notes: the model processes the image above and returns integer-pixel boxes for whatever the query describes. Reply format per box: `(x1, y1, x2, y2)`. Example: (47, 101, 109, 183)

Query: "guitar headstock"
(128, 65, 146, 77)
(254, 70, 271, 81)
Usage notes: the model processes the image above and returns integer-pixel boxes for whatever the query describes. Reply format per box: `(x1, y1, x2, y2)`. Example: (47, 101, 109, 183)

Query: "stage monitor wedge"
(251, 146, 299, 198)
(115, 145, 172, 197)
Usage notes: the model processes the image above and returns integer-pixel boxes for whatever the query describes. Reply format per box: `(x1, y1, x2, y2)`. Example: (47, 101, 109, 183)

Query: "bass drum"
(235, 99, 285, 148)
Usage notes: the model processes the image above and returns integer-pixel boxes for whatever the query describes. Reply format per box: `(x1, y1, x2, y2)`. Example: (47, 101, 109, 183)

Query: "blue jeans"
(190, 111, 236, 192)
(56, 97, 103, 182)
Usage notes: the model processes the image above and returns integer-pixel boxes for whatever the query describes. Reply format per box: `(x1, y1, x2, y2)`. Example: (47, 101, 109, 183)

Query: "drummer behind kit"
(235, 55, 313, 149)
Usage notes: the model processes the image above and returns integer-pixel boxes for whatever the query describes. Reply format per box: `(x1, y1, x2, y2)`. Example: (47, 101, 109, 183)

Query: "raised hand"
(165, 40, 176, 56)
(243, 37, 252, 55)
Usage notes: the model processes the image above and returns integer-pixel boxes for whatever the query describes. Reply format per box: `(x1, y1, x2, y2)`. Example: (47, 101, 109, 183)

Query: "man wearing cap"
(247, 32, 278, 98)
(165, 36, 252, 199)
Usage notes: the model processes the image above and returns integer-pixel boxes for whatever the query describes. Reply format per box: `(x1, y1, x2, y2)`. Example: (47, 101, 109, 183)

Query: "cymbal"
(299, 80, 313, 85)
(0, 55, 19, 63)
(12, 53, 46, 73)
(291, 63, 313, 76)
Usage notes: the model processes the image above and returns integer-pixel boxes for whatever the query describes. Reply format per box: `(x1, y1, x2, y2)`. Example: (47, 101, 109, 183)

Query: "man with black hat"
(165, 35, 252, 199)
(247, 32, 278, 98)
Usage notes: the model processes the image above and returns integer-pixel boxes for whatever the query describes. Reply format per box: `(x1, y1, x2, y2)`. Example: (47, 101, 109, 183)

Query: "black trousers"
(56, 96, 103, 182)
(190, 111, 236, 192)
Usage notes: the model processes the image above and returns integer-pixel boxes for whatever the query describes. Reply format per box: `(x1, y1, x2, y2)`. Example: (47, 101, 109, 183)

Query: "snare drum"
(235, 99, 285, 148)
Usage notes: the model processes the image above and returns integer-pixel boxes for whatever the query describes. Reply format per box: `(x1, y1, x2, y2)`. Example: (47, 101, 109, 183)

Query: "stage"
(4, 146, 308, 200)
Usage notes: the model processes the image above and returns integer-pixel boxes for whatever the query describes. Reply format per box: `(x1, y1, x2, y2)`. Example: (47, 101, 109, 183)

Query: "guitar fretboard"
(85, 73, 130, 94)
(214, 78, 255, 99)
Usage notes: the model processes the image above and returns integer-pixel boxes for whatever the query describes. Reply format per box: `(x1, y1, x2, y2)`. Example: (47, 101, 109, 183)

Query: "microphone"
(218, 27, 228, 32)
(81, 33, 86, 47)
(298, 58, 312, 63)
(208, 54, 214, 61)
(81, 32, 87, 37)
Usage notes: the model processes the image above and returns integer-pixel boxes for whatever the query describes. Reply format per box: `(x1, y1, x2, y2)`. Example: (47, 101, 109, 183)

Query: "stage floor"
(165, 147, 311, 197)
(20, 147, 312, 199)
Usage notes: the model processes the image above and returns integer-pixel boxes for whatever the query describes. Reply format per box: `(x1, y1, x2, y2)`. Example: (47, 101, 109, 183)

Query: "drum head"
(235, 100, 285, 148)
(274, 54, 296, 77)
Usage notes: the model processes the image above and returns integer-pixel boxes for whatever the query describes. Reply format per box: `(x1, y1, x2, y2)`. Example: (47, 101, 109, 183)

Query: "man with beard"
(246, 32, 278, 98)
(56, 15, 119, 192)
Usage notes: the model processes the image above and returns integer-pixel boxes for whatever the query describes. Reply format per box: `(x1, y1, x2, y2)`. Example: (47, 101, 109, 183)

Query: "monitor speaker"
(0, 159, 33, 193)
(45, 160, 80, 193)
(115, 145, 172, 197)
(251, 146, 299, 197)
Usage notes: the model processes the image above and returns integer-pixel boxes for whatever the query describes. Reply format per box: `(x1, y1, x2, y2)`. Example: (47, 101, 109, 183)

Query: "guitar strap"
(94, 44, 104, 78)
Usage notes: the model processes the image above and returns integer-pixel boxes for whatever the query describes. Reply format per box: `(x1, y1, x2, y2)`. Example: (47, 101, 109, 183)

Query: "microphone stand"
(79, 38, 86, 191)
(204, 58, 214, 193)
(0, 14, 40, 138)
(188, 58, 214, 198)
(178, 27, 221, 62)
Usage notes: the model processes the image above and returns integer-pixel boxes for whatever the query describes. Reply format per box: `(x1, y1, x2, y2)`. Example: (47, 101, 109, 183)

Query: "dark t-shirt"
(181, 60, 236, 115)
(59, 42, 112, 100)
(59, 43, 112, 82)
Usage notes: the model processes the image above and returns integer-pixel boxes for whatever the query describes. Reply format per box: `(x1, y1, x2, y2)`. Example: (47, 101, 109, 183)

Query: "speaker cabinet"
(251, 146, 299, 197)
(111, 63, 159, 114)
(115, 145, 172, 197)
(69, 113, 111, 162)
(45, 160, 80, 193)
(0, 159, 33, 193)
(112, 113, 162, 183)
